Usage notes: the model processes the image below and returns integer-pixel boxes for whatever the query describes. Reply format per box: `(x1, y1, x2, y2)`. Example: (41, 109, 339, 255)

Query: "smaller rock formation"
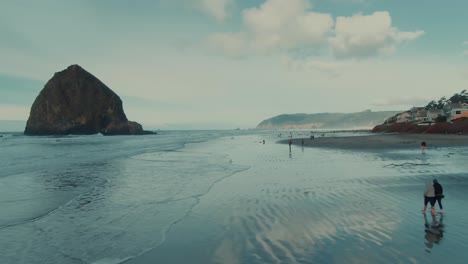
(24, 65, 154, 136)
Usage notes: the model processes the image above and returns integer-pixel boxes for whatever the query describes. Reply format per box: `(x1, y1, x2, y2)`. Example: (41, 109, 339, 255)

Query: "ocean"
(1, 130, 467, 264)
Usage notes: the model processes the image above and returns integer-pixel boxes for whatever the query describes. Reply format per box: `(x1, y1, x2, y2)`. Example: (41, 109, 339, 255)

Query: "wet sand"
(280, 134, 468, 150)
(129, 133, 468, 264)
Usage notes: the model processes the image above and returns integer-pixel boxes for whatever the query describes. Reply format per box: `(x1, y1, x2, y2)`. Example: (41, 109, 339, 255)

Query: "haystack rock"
(24, 65, 154, 136)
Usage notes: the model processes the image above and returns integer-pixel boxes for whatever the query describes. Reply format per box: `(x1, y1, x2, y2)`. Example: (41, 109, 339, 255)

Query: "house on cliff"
(427, 109, 445, 121)
(412, 108, 427, 121)
(396, 112, 412, 123)
(447, 103, 468, 121)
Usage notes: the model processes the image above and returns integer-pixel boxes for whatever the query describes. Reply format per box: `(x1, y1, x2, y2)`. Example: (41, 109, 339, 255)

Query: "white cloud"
(199, 0, 233, 21)
(209, 0, 333, 55)
(330, 11, 424, 59)
(210, 2, 423, 59)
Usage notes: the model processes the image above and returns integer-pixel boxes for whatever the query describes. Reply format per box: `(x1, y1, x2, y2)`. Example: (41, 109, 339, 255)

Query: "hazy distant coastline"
(257, 110, 400, 130)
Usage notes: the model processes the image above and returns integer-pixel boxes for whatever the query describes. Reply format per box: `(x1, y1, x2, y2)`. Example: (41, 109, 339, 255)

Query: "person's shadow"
(424, 214, 444, 253)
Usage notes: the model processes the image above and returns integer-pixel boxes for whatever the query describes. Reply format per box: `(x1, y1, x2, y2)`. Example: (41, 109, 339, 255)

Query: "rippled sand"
(129, 133, 468, 264)
(2, 132, 467, 264)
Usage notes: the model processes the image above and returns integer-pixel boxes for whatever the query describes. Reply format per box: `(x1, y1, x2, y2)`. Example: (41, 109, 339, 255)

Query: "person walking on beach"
(433, 179, 444, 214)
(421, 141, 426, 152)
(422, 179, 436, 215)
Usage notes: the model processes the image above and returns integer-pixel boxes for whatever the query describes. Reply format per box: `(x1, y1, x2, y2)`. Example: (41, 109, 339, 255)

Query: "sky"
(1, 0, 468, 129)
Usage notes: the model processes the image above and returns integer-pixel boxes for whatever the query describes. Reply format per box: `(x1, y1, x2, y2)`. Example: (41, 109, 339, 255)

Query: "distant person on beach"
(301, 139, 304, 146)
(422, 179, 436, 215)
(288, 139, 292, 147)
(433, 179, 444, 214)
(263, 140, 265, 144)
(421, 141, 426, 151)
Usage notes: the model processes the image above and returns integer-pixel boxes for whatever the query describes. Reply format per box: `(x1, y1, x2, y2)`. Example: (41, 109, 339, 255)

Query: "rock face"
(25, 65, 153, 136)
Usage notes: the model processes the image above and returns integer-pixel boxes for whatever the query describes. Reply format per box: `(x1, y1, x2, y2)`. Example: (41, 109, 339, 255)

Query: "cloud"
(209, 0, 333, 56)
(210, 2, 423, 59)
(330, 11, 424, 59)
(199, 0, 233, 21)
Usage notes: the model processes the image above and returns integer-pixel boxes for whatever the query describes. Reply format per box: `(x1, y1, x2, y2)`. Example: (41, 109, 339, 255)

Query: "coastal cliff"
(372, 118, 468, 134)
(24, 65, 153, 136)
(372, 90, 468, 134)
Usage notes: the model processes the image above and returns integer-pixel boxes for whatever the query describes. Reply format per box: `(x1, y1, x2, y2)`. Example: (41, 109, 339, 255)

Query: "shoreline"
(278, 134, 468, 150)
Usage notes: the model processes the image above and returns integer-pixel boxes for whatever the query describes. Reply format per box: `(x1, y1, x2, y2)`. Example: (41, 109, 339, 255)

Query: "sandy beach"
(280, 134, 468, 150)
(3, 131, 468, 263)
(129, 133, 468, 263)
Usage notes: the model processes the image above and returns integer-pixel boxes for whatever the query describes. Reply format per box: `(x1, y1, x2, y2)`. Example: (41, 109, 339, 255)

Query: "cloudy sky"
(1, 0, 467, 129)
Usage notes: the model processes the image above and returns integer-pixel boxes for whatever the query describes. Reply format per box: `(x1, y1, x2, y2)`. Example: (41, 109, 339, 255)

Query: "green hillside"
(256, 110, 401, 129)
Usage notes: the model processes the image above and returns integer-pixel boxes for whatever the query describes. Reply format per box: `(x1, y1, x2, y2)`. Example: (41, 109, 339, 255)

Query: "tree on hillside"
(436, 97, 449, 109)
(435, 115, 447, 123)
(449, 89, 468, 104)
(425, 100, 438, 110)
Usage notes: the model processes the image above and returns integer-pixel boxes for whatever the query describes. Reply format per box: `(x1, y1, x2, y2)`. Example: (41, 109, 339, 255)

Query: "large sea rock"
(24, 65, 153, 136)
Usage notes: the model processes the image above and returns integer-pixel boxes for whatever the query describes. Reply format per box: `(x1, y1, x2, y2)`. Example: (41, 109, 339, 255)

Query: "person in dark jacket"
(433, 179, 444, 214)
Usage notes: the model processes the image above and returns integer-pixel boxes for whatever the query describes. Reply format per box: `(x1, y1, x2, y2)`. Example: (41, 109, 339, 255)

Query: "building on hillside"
(447, 103, 468, 121)
(413, 108, 427, 121)
(396, 112, 412, 123)
(427, 109, 445, 121)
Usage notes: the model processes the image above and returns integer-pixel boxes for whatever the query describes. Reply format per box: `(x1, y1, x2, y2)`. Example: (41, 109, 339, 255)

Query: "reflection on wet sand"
(424, 214, 444, 253)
